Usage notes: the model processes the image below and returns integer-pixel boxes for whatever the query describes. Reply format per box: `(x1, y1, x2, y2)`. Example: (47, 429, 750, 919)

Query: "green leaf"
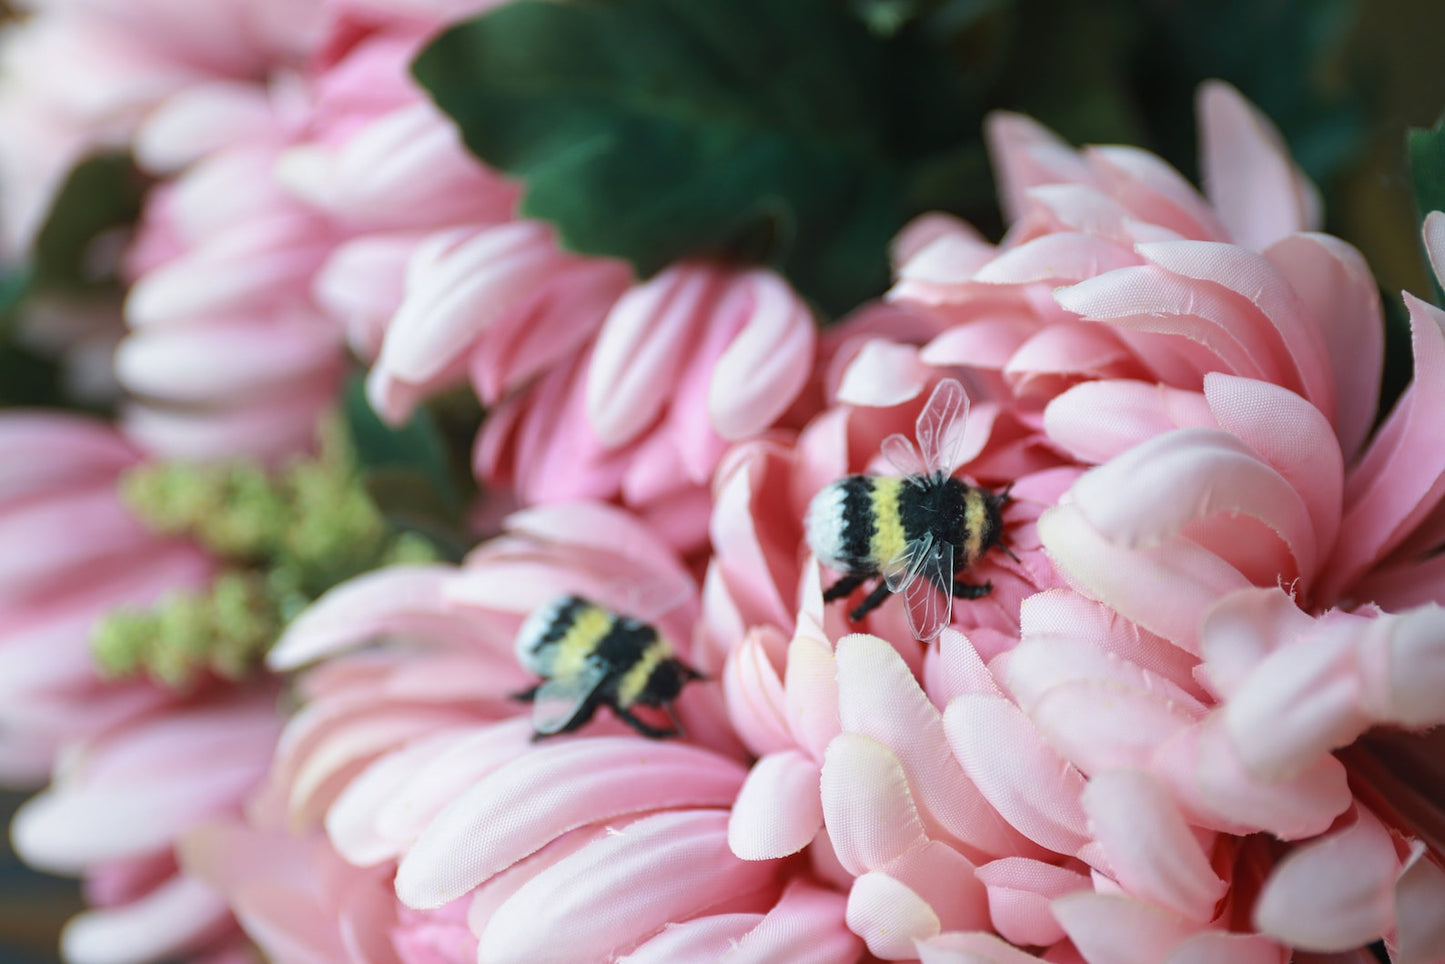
(32, 153, 145, 291)
(342, 377, 460, 507)
(412, 0, 989, 316)
(1409, 120, 1445, 306)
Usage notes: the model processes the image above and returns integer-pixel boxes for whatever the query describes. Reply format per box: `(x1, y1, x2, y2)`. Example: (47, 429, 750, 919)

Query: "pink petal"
(1138, 240, 1335, 416)
(985, 111, 1097, 226)
(1196, 80, 1320, 250)
(314, 232, 418, 358)
(917, 931, 1048, 964)
(121, 380, 338, 462)
(1053, 892, 1199, 964)
(975, 857, 1089, 946)
(836, 633, 1036, 861)
(942, 694, 1090, 856)
(1016, 591, 1205, 701)
(820, 732, 930, 875)
(923, 314, 1039, 371)
(586, 264, 712, 445)
(377, 222, 564, 384)
(1043, 380, 1214, 465)
(1263, 233, 1383, 460)
(1084, 145, 1228, 241)
(134, 81, 276, 172)
(1165, 932, 1286, 964)
(1197, 586, 1323, 698)
(60, 874, 232, 964)
(709, 269, 815, 440)
(881, 840, 990, 934)
(1326, 294, 1445, 596)
(1081, 770, 1225, 920)
(396, 739, 747, 908)
(1056, 266, 1281, 384)
(836, 339, 929, 407)
(723, 627, 794, 757)
(369, 721, 535, 856)
(0, 413, 136, 498)
(619, 915, 759, 963)
(1394, 842, 1445, 964)
(845, 871, 944, 960)
(1025, 184, 1181, 247)
(1005, 324, 1142, 392)
(975, 233, 1140, 285)
(1151, 716, 1351, 839)
(1037, 504, 1253, 658)
(783, 634, 843, 760)
(718, 880, 859, 964)
(728, 750, 823, 860)
(1253, 806, 1400, 951)
(1203, 372, 1342, 571)
(323, 728, 470, 866)
(268, 565, 460, 670)
(475, 810, 780, 964)
(1029, 680, 1202, 776)
(926, 628, 1006, 706)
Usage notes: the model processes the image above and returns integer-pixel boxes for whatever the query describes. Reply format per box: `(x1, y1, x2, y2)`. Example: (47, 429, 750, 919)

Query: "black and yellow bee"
(805, 378, 1014, 641)
(513, 594, 703, 739)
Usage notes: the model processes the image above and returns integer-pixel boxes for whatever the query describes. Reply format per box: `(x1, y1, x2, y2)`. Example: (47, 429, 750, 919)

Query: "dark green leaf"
(342, 376, 460, 510)
(413, 0, 990, 315)
(1409, 120, 1445, 306)
(32, 153, 145, 291)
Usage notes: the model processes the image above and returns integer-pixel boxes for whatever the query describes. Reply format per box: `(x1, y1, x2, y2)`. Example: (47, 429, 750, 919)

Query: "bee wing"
(530, 661, 608, 736)
(881, 432, 929, 478)
(916, 378, 970, 474)
(881, 530, 934, 593)
(902, 537, 955, 642)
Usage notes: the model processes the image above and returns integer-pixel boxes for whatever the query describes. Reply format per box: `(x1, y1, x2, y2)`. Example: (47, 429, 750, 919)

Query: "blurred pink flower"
(478, 264, 818, 553)
(0, 413, 211, 782)
(0, 0, 325, 256)
(12, 687, 282, 964)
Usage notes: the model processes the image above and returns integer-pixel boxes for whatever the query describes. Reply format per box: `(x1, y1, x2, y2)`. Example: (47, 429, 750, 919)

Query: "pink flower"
(710, 82, 1445, 960)
(478, 264, 818, 553)
(241, 501, 861, 961)
(0, 413, 211, 782)
(12, 687, 282, 964)
(0, 0, 324, 255)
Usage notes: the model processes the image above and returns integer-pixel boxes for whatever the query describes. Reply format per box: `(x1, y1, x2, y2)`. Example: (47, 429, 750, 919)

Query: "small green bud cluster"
(92, 418, 439, 687)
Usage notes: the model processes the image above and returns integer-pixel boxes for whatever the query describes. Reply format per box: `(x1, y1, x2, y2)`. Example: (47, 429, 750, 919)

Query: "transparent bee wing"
(881, 432, 929, 479)
(916, 378, 970, 475)
(530, 661, 608, 736)
(882, 530, 934, 593)
(902, 537, 955, 642)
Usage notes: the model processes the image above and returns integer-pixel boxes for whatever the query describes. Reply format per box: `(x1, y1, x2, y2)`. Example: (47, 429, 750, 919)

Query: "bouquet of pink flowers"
(1, 1, 1443, 962)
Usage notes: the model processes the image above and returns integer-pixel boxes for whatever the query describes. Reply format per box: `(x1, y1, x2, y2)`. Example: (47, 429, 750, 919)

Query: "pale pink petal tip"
(1197, 80, 1321, 250)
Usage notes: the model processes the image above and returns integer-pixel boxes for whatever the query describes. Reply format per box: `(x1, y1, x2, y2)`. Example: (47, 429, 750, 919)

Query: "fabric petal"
(728, 750, 823, 861)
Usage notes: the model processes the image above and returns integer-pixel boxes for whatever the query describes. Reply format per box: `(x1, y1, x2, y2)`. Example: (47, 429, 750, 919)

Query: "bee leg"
(848, 581, 893, 622)
(614, 705, 682, 739)
(822, 573, 866, 602)
(511, 684, 541, 703)
(952, 580, 993, 600)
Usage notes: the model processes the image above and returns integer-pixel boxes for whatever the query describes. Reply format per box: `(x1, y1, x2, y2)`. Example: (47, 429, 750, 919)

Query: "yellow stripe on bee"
(617, 640, 668, 707)
(961, 489, 988, 564)
(552, 604, 614, 678)
(869, 476, 908, 566)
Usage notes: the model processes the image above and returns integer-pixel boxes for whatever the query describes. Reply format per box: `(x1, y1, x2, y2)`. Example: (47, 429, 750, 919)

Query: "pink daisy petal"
(820, 732, 931, 875)
(474, 809, 781, 964)
(975, 857, 1089, 947)
(396, 739, 747, 909)
(1196, 80, 1320, 250)
(1263, 232, 1383, 461)
(942, 694, 1090, 856)
(1081, 769, 1225, 921)
(728, 749, 823, 861)
(1253, 806, 1400, 952)
(836, 633, 1035, 860)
